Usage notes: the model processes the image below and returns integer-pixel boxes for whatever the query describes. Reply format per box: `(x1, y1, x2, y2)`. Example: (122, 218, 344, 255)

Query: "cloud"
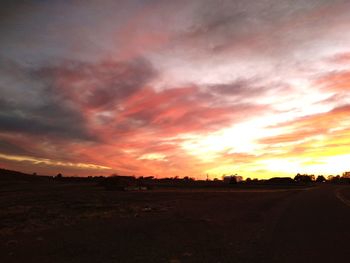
(210, 79, 264, 97)
(0, 82, 94, 140)
(0, 57, 156, 141)
(0, 138, 31, 156)
(114, 85, 269, 136)
(317, 70, 350, 92)
(208, 78, 292, 103)
(259, 105, 350, 145)
(1, 0, 350, 178)
(172, 0, 350, 58)
(327, 52, 350, 64)
(35, 57, 156, 110)
(0, 52, 270, 176)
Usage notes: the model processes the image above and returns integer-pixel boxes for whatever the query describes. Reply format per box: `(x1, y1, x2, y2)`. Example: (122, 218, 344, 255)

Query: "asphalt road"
(268, 185, 350, 263)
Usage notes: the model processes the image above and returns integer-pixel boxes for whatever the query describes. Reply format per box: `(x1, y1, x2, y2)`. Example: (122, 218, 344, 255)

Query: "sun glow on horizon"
(0, 153, 111, 172)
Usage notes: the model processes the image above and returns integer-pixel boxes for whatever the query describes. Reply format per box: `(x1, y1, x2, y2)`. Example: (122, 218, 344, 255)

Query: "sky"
(1, 0, 350, 179)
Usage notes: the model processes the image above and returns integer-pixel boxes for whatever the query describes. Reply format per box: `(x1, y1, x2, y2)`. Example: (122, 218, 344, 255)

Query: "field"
(1, 179, 350, 263)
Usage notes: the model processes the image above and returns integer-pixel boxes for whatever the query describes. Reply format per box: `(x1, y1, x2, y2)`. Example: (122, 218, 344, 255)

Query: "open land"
(1, 177, 350, 263)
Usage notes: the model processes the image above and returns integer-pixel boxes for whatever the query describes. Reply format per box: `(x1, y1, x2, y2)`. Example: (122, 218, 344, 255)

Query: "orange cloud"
(317, 71, 350, 92)
(260, 105, 350, 145)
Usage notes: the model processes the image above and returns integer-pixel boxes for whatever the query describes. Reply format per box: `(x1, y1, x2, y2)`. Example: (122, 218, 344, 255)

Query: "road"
(267, 185, 350, 262)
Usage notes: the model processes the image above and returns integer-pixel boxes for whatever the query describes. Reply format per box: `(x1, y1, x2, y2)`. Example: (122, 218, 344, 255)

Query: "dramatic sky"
(1, 0, 350, 179)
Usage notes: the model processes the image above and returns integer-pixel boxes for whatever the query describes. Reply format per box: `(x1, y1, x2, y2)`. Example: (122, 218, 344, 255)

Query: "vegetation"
(2, 168, 350, 191)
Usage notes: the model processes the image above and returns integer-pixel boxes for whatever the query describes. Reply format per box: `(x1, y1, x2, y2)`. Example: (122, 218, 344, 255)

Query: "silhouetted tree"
(268, 177, 294, 185)
(183, 176, 194, 181)
(316, 175, 326, 183)
(327, 175, 334, 181)
(294, 173, 313, 183)
(330, 175, 341, 183)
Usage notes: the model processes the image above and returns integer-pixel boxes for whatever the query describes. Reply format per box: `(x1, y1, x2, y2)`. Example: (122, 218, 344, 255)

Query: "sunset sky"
(1, 0, 350, 179)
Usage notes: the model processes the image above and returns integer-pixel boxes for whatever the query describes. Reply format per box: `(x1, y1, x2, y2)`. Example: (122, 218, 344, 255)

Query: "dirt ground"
(0, 181, 349, 263)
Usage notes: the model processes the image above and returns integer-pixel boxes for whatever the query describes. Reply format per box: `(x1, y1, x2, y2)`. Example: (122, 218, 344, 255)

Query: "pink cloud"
(317, 70, 350, 92)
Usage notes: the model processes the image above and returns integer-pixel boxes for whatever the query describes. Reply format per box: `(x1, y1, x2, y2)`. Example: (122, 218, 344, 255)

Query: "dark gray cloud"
(0, 138, 31, 156)
(33, 57, 156, 109)
(0, 58, 93, 141)
(210, 79, 264, 97)
(0, 94, 94, 141)
(0, 56, 156, 143)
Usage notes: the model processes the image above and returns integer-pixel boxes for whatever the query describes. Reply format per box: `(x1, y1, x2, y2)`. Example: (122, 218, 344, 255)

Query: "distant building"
(223, 174, 243, 184)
